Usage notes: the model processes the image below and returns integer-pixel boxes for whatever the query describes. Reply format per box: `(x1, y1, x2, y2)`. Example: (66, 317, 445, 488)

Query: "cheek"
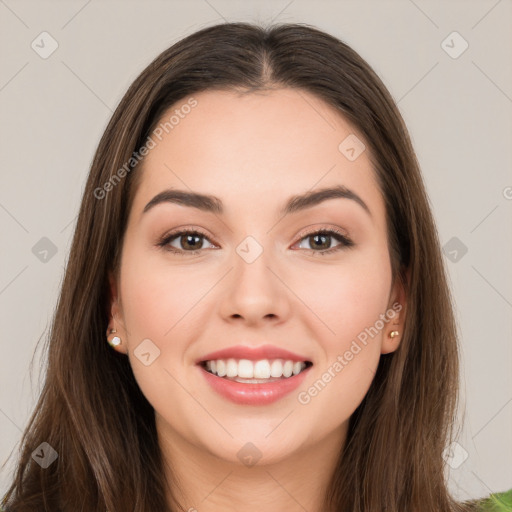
(295, 276, 387, 430)
(293, 251, 391, 422)
(121, 274, 178, 343)
(119, 246, 204, 345)
(118, 250, 199, 412)
(292, 251, 392, 347)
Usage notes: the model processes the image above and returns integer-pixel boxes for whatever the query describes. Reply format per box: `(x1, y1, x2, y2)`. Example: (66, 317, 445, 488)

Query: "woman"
(2, 22, 510, 512)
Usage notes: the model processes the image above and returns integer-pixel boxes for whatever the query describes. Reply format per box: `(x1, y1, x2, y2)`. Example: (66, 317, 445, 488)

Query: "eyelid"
(294, 224, 351, 241)
(291, 225, 354, 255)
(157, 224, 354, 255)
(157, 226, 217, 252)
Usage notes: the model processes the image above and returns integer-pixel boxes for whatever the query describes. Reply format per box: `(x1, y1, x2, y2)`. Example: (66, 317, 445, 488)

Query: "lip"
(198, 364, 312, 405)
(196, 344, 312, 364)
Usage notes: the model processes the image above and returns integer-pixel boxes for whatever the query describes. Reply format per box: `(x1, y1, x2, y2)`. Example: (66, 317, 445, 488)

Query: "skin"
(108, 88, 407, 512)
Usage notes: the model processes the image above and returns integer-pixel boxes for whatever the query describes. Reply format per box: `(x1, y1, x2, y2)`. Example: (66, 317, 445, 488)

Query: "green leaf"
(480, 488, 512, 511)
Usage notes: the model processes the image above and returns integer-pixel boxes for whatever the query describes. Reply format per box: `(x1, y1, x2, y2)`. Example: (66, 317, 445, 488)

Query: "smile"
(202, 358, 312, 380)
(197, 358, 313, 405)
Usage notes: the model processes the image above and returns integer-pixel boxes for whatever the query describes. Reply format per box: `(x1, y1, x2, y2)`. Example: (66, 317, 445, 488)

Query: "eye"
(157, 228, 216, 255)
(293, 228, 354, 256)
(157, 227, 354, 256)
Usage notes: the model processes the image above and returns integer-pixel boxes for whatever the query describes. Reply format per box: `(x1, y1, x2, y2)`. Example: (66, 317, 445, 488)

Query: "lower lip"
(198, 364, 312, 405)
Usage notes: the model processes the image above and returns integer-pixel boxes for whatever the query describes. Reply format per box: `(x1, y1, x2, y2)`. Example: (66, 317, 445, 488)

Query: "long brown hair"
(2, 22, 472, 511)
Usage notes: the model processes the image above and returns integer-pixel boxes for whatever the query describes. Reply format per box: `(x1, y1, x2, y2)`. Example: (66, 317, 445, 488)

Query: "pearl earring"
(107, 327, 122, 348)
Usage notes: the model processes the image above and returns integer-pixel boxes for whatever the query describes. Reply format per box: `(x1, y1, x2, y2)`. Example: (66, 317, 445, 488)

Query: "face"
(108, 88, 406, 467)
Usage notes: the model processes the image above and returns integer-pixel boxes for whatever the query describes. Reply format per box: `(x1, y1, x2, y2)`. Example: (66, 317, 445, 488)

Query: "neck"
(157, 416, 347, 512)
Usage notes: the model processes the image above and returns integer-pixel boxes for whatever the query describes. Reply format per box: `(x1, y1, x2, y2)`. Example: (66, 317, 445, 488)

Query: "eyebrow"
(142, 185, 372, 219)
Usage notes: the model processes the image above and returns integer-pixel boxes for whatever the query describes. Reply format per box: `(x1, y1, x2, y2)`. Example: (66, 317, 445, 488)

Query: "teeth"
(239, 359, 255, 378)
(216, 359, 226, 377)
(226, 359, 238, 378)
(204, 358, 308, 379)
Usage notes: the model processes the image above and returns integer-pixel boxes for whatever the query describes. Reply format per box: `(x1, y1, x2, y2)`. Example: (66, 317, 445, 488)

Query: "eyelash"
(157, 227, 354, 257)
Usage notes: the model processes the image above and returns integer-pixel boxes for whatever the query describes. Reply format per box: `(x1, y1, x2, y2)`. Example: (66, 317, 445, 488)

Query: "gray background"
(1, 0, 511, 501)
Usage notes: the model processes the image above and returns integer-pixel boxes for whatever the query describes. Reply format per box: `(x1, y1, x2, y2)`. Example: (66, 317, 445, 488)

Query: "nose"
(218, 243, 291, 327)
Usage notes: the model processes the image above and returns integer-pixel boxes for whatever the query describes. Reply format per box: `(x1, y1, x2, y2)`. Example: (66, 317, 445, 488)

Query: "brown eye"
(158, 229, 216, 255)
(176, 233, 204, 251)
(295, 229, 354, 256)
(304, 233, 332, 250)
(157, 227, 354, 256)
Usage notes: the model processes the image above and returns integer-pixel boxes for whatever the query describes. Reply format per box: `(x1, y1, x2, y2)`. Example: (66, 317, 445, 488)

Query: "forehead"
(130, 88, 385, 225)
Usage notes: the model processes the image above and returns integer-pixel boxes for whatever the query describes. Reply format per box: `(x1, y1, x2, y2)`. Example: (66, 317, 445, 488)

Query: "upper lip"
(196, 344, 312, 364)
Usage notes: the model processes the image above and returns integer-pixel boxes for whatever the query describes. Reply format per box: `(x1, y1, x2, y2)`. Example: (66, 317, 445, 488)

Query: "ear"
(107, 270, 128, 354)
(381, 267, 409, 355)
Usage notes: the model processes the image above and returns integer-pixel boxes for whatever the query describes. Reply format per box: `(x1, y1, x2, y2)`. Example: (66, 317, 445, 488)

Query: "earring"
(388, 330, 400, 339)
(107, 327, 122, 348)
